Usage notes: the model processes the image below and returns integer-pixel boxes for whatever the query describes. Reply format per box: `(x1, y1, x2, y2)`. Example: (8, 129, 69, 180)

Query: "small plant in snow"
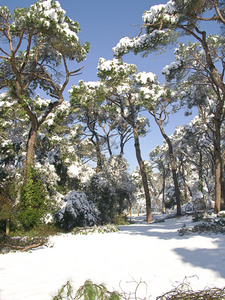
(71, 224, 118, 235)
(52, 280, 120, 300)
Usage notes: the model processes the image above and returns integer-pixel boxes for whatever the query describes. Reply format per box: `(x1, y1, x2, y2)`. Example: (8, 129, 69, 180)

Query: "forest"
(1, 0, 225, 235)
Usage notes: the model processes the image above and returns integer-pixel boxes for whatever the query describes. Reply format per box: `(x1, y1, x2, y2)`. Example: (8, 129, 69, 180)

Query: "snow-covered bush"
(86, 173, 116, 223)
(165, 185, 176, 209)
(189, 180, 214, 211)
(192, 191, 207, 211)
(55, 191, 100, 230)
(85, 156, 136, 223)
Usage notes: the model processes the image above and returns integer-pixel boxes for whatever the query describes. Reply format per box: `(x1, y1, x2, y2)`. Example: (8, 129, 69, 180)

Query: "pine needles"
(52, 280, 120, 300)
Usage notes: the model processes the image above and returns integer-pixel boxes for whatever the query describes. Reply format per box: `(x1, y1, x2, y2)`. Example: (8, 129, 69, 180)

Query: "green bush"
(17, 166, 48, 230)
(52, 280, 120, 300)
(0, 176, 20, 233)
(86, 174, 117, 224)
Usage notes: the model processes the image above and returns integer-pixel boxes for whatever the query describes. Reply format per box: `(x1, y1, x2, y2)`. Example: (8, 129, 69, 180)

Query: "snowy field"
(1, 214, 225, 300)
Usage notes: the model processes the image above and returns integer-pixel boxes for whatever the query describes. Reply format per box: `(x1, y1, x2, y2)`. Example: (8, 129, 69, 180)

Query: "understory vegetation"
(52, 278, 225, 300)
(178, 212, 225, 236)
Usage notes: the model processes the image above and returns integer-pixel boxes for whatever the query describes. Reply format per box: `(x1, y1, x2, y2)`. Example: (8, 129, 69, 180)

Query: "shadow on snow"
(118, 214, 225, 279)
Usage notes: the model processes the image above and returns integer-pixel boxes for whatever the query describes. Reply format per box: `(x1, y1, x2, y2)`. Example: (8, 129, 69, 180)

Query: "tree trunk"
(214, 119, 222, 213)
(222, 153, 225, 210)
(181, 163, 189, 203)
(170, 153, 181, 215)
(26, 123, 38, 169)
(88, 121, 103, 173)
(91, 136, 102, 173)
(133, 126, 152, 223)
(155, 117, 181, 216)
(106, 134, 112, 157)
(198, 149, 203, 192)
(162, 166, 166, 213)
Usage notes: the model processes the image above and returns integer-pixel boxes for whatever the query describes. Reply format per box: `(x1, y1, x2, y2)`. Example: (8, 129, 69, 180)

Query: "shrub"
(55, 191, 100, 230)
(86, 174, 117, 223)
(52, 280, 120, 300)
(178, 217, 225, 235)
(17, 166, 48, 230)
(85, 156, 136, 224)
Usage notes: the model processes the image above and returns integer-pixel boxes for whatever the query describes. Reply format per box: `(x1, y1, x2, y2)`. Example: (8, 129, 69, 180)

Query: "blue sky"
(2, 0, 218, 171)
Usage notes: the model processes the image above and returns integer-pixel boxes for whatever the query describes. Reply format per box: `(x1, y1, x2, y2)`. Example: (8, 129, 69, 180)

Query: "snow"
(113, 30, 167, 57)
(27, 0, 79, 41)
(1, 215, 225, 299)
(142, 1, 177, 24)
(134, 71, 157, 84)
(162, 60, 182, 76)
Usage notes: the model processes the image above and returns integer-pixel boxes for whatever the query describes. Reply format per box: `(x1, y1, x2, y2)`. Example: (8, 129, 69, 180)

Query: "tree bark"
(26, 121, 39, 169)
(90, 133, 103, 173)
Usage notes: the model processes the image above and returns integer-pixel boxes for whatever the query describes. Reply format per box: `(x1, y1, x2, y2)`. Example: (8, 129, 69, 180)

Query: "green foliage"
(86, 174, 117, 224)
(113, 214, 129, 225)
(0, 188, 16, 233)
(179, 217, 225, 235)
(192, 212, 204, 222)
(218, 211, 225, 218)
(85, 156, 136, 224)
(0, 187, 12, 221)
(76, 280, 120, 300)
(55, 163, 81, 195)
(0, 169, 23, 233)
(71, 224, 118, 235)
(52, 280, 120, 300)
(53, 279, 225, 300)
(18, 166, 48, 230)
(9, 221, 62, 238)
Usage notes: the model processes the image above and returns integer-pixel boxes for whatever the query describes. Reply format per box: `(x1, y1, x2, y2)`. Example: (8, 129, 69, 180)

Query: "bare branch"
(69, 65, 85, 75)
(0, 47, 10, 57)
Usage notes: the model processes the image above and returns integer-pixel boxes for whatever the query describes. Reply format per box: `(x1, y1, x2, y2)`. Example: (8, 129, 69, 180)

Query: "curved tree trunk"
(154, 115, 181, 216)
(113, 95, 152, 222)
(133, 126, 152, 223)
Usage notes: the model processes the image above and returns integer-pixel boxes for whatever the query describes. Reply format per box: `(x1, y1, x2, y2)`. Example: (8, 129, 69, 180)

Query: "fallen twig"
(20, 241, 44, 252)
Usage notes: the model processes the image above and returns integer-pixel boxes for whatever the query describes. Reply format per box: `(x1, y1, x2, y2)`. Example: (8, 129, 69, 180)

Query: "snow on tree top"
(142, 1, 177, 24)
(134, 71, 157, 84)
(113, 30, 168, 57)
(162, 60, 182, 76)
(98, 58, 137, 73)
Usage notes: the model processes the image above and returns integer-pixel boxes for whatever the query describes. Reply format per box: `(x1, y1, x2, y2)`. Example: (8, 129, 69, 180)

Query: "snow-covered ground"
(1, 214, 225, 299)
